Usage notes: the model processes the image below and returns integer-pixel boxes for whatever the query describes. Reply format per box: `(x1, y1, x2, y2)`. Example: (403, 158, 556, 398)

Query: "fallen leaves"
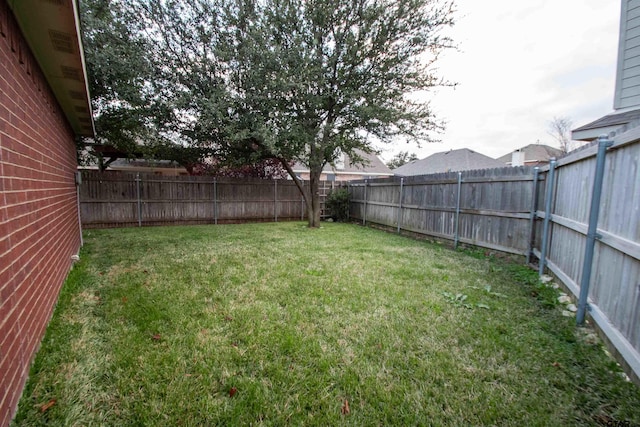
(40, 399, 56, 413)
(341, 399, 350, 415)
(229, 387, 238, 397)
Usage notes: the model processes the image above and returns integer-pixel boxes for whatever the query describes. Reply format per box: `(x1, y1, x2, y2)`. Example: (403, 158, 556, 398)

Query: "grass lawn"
(13, 222, 640, 426)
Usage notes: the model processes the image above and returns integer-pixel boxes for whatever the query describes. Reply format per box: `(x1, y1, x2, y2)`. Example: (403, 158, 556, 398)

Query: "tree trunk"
(278, 157, 319, 227)
(308, 168, 322, 227)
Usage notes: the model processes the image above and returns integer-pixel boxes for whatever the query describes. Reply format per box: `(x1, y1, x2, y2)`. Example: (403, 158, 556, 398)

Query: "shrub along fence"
(79, 172, 344, 228)
(348, 135, 640, 382)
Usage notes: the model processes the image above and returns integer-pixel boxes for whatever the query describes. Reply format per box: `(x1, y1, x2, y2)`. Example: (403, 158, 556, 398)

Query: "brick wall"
(0, 2, 82, 425)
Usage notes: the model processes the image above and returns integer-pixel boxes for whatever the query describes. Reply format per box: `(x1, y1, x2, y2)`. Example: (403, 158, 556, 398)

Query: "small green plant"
(443, 292, 491, 310)
(443, 292, 471, 308)
(474, 284, 507, 299)
(325, 188, 350, 222)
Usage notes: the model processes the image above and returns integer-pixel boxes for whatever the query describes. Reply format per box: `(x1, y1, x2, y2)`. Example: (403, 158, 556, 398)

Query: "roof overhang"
(571, 125, 623, 142)
(7, 0, 94, 137)
(571, 108, 640, 142)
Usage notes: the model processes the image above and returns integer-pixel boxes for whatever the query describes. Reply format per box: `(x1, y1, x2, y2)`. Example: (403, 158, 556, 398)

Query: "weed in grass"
(12, 222, 640, 426)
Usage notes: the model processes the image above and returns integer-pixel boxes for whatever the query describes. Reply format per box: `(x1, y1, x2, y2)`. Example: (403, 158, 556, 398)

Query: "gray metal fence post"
(274, 180, 278, 222)
(363, 179, 368, 226)
(136, 172, 142, 227)
(454, 172, 462, 249)
(577, 135, 613, 325)
(526, 167, 540, 264)
(397, 178, 404, 234)
(539, 159, 557, 276)
(213, 178, 218, 225)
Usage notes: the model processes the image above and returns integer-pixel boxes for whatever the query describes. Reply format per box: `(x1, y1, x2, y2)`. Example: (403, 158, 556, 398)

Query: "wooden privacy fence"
(79, 172, 343, 228)
(533, 134, 640, 382)
(348, 166, 539, 256)
(349, 136, 640, 381)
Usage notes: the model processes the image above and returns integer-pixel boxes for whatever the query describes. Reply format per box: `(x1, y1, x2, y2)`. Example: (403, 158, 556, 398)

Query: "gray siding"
(615, 0, 640, 109)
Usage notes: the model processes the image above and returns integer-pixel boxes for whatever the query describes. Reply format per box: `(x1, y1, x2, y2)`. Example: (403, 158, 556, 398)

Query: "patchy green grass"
(13, 222, 640, 426)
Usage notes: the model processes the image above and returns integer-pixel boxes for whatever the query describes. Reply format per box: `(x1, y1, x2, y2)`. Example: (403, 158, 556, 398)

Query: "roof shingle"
(496, 144, 562, 164)
(393, 148, 505, 176)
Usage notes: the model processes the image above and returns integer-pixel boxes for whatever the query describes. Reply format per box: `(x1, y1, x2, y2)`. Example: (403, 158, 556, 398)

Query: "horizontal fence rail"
(532, 136, 640, 381)
(79, 172, 344, 228)
(348, 137, 640, 382)
(348, 166, 539, 256)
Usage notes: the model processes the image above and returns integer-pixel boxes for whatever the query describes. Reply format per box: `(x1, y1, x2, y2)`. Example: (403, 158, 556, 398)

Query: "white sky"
(378, 0, 620, 161)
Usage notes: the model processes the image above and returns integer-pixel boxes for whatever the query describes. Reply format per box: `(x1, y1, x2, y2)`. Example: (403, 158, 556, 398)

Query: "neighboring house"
(0, 1, 93, 425)
(573, 1, 640, 141)
(496, 144, 563, 167)
(82, 146, 391, 179)
(393, 148, 505, 176)
(80, 143, 191, 175)
(81, 158, 190, 176)
(292, 149, 393, 181)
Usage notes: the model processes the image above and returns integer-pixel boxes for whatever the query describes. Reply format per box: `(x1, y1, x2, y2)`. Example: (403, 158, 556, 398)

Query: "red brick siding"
(0, 2, 82, 425)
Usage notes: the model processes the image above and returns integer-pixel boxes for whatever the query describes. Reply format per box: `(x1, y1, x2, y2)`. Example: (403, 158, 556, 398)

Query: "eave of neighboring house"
(572, 1, 640, 142)
(7, 0, 94, 137)
(79, 158, 189, 176)
(571, 108, 640, 141)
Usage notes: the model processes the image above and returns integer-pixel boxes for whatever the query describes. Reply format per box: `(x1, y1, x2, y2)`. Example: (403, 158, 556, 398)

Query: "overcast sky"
(378, 0, 620, 161)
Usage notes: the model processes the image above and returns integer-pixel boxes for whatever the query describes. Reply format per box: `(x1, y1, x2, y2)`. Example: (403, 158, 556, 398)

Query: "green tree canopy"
(224, 0, 455, 226)
(80, 0, 456, 227)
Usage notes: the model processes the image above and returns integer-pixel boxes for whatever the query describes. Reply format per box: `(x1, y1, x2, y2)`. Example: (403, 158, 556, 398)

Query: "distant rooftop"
(393, 148, 505, 176)
(496, 144, 563, 165)
(292, 149, 392, 176)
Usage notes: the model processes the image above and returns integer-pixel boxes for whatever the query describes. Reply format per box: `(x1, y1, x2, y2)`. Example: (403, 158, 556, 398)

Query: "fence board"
(347, 145, 640, 381)
(79, 172, 342, 227)
(349, 167, 535, 254)
(536, 138, 640, 380)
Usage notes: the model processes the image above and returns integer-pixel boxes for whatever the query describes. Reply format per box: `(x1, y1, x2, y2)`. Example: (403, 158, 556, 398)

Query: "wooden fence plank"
(348, 148, 640, 381)
(79, 172, 343, 227)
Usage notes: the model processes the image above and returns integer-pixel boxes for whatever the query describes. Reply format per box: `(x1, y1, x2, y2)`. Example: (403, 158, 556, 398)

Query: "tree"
(80, 0, 455, 227)
(386, 151, 419, 169)
(223, 0, 456, 226)
(80, 0, 154, 155)
(79, 0, 218, 169)
(190, 158, 290, 179)
(547, 116, 574, 154)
